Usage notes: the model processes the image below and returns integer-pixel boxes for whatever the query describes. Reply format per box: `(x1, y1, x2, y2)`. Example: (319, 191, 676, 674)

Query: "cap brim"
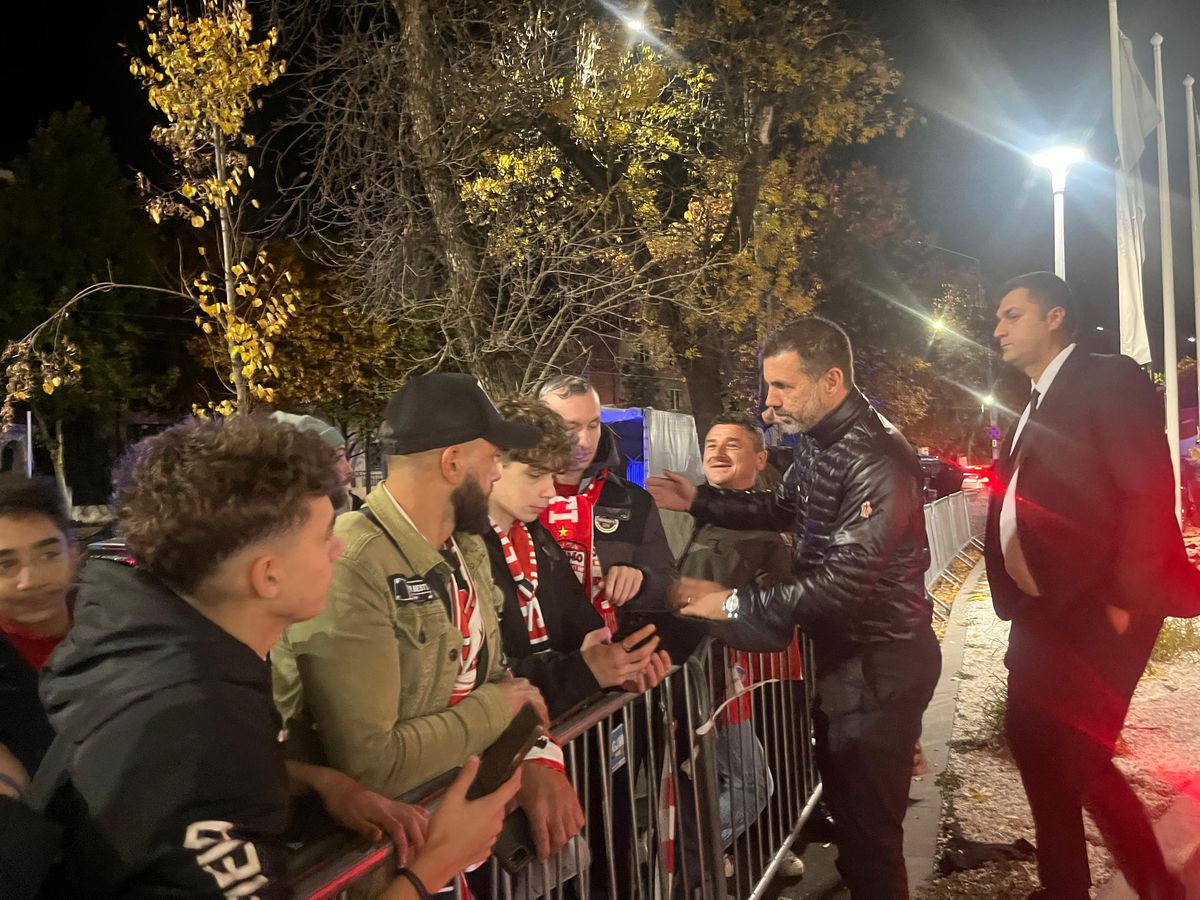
(486, 420, 543, 451)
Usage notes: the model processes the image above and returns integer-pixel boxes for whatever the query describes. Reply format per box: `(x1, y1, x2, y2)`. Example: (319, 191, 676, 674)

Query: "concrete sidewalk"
(903, 559, 983, 894)
(1096, 784, 1200, 898)
(924, 562, 1200, 898)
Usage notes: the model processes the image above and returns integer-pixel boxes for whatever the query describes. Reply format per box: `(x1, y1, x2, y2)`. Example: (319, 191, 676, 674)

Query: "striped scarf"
(540, 471, 616, 631)
(442, 537, 484, 707)
(491, 520, 549, 646)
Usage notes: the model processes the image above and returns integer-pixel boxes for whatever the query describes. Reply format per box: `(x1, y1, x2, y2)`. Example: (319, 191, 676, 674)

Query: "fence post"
(684, 653, 726, 899)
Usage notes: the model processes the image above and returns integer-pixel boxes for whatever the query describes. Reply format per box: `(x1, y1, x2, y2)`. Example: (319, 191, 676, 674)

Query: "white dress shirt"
(1000, 343, 1077, 596)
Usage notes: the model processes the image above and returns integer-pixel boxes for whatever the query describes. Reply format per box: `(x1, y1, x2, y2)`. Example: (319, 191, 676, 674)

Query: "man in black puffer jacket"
(648, 317, 940, 900)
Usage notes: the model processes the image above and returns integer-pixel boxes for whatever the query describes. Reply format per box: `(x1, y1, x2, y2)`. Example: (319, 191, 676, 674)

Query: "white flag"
(1113, 28, 1159, 365)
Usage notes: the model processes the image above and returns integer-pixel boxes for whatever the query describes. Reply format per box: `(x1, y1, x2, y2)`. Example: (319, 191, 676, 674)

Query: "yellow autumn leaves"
(135, 0, 296, 415)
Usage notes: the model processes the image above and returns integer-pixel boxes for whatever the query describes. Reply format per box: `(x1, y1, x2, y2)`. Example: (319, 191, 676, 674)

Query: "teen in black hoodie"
(39, 416, 519, 898)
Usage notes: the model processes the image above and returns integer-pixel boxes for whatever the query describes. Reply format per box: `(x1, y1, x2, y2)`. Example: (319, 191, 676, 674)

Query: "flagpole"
(1186, 75, 1200, 441)
(1109, 0, 1123, 159)
(1152, 33, 1182, 521)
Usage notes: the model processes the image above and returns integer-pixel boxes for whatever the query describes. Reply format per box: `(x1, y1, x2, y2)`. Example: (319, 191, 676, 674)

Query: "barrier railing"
(288, 493, 978, 898)
(923, 491, 978, 618)
(288, 633, 820, 900)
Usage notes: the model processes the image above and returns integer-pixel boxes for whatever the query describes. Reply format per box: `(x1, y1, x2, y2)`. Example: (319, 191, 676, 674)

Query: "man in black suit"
(987, 272, 1197, 900)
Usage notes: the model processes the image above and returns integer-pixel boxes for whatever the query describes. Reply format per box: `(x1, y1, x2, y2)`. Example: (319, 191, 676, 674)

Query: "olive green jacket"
(272, 484, 512, 797)
(678, 522, 792, 587)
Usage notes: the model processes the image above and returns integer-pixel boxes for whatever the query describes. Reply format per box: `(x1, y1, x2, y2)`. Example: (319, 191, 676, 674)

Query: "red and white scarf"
(443, 537, 485, 707)
(540, 471, 616, 631)
(491, 520, 549, 647)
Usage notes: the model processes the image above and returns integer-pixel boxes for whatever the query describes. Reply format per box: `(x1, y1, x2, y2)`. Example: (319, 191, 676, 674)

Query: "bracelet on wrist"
(396, 866, 431, 900)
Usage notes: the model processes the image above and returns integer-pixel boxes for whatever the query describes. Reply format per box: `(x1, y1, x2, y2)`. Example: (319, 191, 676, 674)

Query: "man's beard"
(451, 476, 492, 535)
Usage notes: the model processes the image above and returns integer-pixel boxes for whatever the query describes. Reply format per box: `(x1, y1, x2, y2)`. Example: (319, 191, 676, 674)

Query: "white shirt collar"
(382, 483, 419, 530)
(1031, 343, 1077, 405)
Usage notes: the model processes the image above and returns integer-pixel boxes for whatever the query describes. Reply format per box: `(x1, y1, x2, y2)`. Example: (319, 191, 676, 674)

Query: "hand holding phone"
(467, 703, 544, 800)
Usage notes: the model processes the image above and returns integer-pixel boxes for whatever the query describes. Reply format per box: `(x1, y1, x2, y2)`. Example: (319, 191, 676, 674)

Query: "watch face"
(724, 591, 739, 617)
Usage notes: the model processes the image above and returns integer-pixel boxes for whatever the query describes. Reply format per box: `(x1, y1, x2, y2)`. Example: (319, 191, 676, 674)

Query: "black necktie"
(1008, 388, 1040, 463)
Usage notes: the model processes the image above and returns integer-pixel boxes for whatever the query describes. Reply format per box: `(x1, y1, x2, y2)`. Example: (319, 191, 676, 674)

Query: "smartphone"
(466, 702, 544, 800)
(611, 610, 677, 651)
(492, 810, 536, 875)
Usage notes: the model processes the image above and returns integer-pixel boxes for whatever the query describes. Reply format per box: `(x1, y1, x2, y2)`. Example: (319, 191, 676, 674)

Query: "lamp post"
(1032, 145, 1086, 279)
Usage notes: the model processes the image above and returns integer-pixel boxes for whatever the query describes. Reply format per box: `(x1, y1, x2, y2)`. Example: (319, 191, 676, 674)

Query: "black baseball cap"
(383, 373, 542, 454)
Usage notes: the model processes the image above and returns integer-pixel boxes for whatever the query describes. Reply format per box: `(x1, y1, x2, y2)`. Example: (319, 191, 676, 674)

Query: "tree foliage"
(132, 0, 297, 414)
(188, 241, 429, 425)
(270, 0, 908, 406)
(0, 106, 179, 498)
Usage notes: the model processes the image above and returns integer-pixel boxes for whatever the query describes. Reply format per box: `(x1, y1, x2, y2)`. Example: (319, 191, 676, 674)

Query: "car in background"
(918, 455, 965, 501)
(960, 463, 994, 491)
(84, 538, 135, 566)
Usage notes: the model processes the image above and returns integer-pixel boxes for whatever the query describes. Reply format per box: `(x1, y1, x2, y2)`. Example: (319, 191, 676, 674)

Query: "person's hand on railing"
(385, 756, 522, 898)
(517, 760, 585, 861)
(580, 624, 664, 689)
(645, 470, 698, 512)
(495, 675, 550, 726)
(620, 647, 671, 694)
(288, 761, 430, 866)
(603, 564, 644, 605)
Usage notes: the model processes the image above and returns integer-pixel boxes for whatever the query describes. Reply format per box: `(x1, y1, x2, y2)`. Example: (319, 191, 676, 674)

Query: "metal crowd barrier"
(288, 633, 820, 900)
(288, 495, 979, 899)
(923, 490, 978, 619)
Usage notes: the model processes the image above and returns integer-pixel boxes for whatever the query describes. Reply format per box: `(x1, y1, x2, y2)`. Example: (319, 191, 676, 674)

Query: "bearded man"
(273, 373, 584, 870)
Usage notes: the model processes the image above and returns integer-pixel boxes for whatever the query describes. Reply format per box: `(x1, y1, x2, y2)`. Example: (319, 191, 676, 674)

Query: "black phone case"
(492, 809, 537, 876)
(467, 702, 544, 800)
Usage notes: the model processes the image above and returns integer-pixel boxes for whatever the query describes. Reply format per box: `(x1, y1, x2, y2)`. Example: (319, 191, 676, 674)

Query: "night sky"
(861, 0, 1200, 365)
(4, 0, 1200, 364)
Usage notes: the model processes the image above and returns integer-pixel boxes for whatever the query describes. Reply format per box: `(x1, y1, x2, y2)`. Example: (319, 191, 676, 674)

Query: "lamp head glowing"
(625, 17, 647, 33)
(931, 318, 945, 332)
(983, 394, 996, 407)
(1032, 145, 1086, 193)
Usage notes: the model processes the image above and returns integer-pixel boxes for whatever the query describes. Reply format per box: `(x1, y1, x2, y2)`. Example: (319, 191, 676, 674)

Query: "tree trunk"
(53, 418, 70, 511)
(213, 128, 250, 413)
(396, 0, 484, 361)
(33, 410, 71, 510)
(679, 344, 727, 447)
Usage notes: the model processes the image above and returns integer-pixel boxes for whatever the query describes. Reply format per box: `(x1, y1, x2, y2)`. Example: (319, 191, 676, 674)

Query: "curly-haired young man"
(38, 416, 518, 899)
(483, 397, 670, 720)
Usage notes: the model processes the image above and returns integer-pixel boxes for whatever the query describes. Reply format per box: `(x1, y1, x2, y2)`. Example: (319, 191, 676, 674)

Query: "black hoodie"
(578, 427, 678, 611)
(39, 561, 290, 898)
(573, 427, 711, 661)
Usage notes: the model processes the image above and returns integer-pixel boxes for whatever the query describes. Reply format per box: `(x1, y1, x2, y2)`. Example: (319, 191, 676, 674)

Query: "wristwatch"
(722, 588, 740, 620)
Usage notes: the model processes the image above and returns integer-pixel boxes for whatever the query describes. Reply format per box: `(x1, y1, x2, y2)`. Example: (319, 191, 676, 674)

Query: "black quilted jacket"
(693, 390, 933, 664)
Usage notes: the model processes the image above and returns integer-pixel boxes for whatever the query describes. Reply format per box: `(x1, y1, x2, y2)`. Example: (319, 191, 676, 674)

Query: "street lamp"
(1032, 145, 1086, 279)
